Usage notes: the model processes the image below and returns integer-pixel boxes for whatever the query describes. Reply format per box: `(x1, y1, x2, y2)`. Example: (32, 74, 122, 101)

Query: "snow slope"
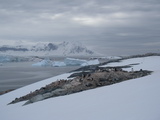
(0, 56, 160, 120)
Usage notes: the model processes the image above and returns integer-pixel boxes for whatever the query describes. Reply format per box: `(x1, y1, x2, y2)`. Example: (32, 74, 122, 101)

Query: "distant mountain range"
(0, 41, 97, 56)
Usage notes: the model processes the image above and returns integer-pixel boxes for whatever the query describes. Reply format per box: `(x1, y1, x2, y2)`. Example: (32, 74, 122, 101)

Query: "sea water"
(0, 61, 79, 92)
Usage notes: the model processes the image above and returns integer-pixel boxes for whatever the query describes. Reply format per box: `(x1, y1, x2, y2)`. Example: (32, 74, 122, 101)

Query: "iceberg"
(53, 61, 66, 67)
(53, 58, 99, 67)
(81, 59, 99, 66)
(32, 59, 53, 67)
(64, 58, 87, 66)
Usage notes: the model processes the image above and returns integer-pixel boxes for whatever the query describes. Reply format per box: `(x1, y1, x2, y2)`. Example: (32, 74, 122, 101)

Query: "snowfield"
(0, 56, 160, 120)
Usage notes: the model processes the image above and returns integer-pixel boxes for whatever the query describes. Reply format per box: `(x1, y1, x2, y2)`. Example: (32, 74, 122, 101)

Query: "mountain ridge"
(0, 41, 97, 56)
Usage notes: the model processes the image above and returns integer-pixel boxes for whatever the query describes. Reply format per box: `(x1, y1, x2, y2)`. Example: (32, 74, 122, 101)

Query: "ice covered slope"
(0, 56, 160, 120)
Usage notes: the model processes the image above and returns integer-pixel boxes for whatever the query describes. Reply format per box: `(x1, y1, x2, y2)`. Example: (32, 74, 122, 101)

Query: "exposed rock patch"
(9, 68, 152, 105)
(0, 89, 15, 96)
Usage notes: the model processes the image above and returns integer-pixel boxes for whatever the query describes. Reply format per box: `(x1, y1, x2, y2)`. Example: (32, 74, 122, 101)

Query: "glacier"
(32, 59, 53, 67)
(0, 55, 29, 63)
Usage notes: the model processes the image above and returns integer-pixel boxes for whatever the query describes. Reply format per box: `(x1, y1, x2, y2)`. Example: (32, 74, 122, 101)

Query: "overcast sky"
(0, 0, 160, 55)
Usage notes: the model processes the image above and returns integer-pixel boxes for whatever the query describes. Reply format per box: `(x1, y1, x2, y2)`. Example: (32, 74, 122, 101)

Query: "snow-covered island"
(0, 55, 160, 120)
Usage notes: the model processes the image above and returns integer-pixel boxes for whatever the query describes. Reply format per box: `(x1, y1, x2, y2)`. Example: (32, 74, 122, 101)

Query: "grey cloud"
(0, 0, 160, 55)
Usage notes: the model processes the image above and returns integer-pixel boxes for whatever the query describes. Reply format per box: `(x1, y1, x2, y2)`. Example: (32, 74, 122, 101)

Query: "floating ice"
(53, 61, 66, 67)
(64, 58, 87, 66)
(53, 58, 99, 67)
(81, 59, 99, 66)
(32, 59, 53, 67)
(31, 58, 101, 67)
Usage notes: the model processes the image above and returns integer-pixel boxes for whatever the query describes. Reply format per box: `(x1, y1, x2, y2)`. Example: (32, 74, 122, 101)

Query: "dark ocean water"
(0, 62, 79, 92)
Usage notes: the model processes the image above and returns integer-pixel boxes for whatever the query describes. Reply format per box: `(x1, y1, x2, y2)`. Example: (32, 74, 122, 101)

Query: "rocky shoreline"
(6, 53, 160, 105)
(0, 89, 15, 96)
(9, 67, 152, 105)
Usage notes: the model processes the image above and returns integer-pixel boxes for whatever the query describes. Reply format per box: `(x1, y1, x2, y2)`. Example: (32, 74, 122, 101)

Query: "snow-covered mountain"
(0, 41, 96, 56)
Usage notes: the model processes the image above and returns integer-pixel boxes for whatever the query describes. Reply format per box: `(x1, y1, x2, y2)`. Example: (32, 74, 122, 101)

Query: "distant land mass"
(0, 41, 100, 56)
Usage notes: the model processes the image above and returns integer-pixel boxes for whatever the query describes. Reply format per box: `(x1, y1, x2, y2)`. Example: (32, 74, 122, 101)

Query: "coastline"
(0, 62, 79, 93)
(1, 53, 160, 95)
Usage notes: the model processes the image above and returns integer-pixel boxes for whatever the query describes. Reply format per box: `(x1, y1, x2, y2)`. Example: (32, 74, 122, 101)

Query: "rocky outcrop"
(9, 68, 152, 105)
(0, 89, 15, 95)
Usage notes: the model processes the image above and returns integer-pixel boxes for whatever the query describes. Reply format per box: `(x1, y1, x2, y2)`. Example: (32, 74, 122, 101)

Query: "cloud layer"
(0, 0, 160, 55)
